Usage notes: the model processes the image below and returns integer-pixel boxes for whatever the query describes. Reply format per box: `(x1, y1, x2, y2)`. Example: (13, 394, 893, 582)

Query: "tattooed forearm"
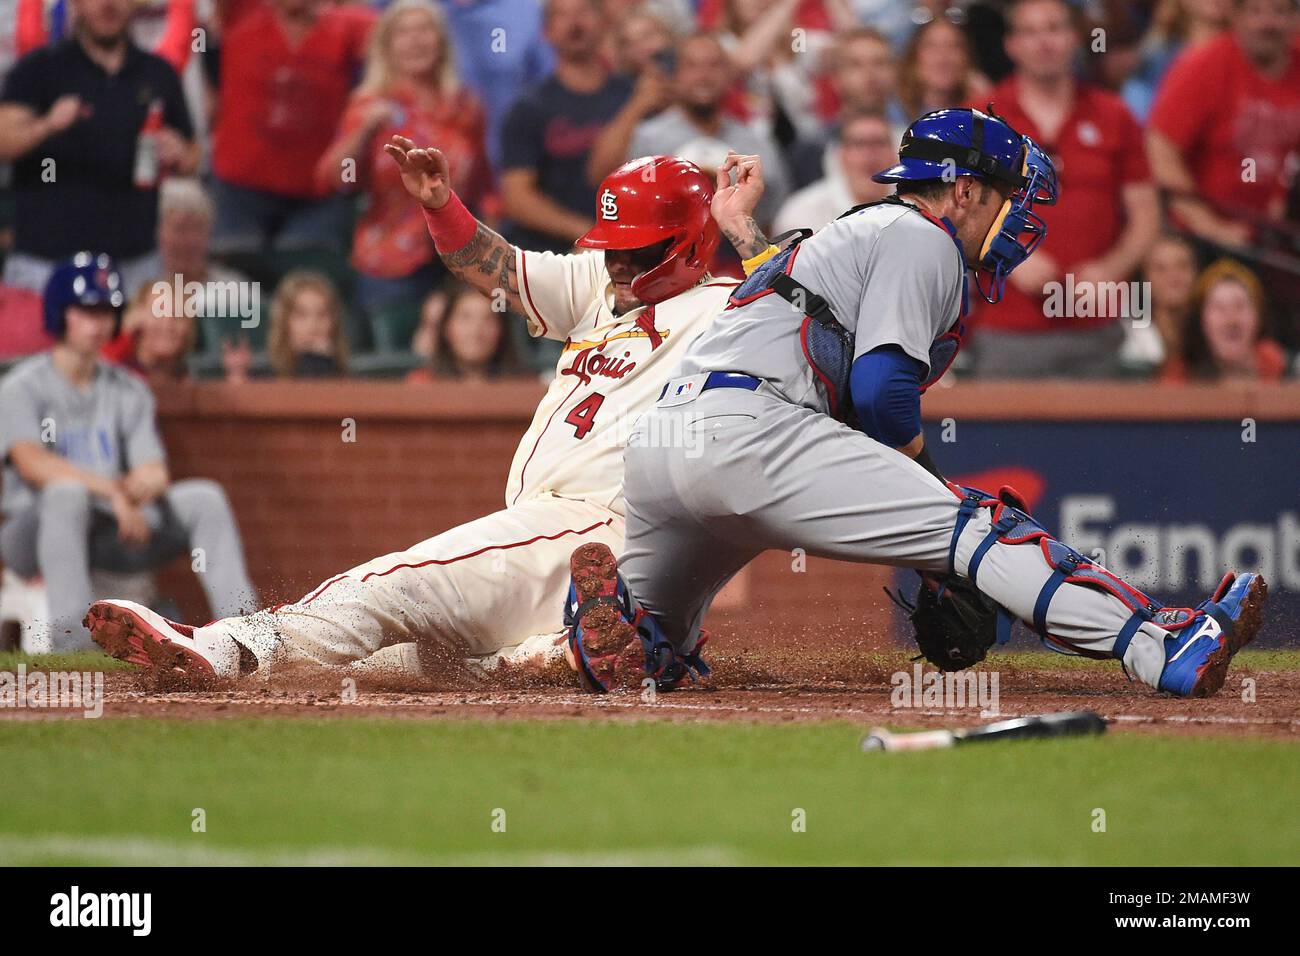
(439, 222, 523, 312)
(720, 215, 770, 260)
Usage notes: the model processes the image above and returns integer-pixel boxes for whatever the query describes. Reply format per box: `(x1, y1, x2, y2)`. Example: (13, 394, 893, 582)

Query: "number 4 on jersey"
(565, 392, 605, 439)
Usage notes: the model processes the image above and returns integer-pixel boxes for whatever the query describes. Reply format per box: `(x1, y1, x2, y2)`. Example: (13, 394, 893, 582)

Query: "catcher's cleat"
(564, 544, 713, 693)
(564, 543, 639, 693)
(1157, 572, 1267, 698)
(85, 599, 230, 684)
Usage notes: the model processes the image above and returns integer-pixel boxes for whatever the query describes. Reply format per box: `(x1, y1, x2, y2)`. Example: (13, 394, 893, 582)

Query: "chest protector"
(727, 197, 969, 421)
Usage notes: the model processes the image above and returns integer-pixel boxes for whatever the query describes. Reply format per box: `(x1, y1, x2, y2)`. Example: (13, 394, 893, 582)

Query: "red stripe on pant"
(299, 518, 616, 606)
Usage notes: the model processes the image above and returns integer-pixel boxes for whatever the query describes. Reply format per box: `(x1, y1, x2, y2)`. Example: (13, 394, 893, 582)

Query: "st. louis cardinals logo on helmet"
(599, 188, 619, 221)
(576, 156, 720, 305)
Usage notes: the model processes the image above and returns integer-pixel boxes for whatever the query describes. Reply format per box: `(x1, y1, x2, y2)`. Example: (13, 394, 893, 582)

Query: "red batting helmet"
(576, 155, 720, 305)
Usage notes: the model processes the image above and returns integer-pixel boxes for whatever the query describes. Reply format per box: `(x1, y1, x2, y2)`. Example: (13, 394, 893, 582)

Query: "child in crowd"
(406, 282, 523, 383)
(120, 282, 199, 386)
(267, 271, 350, 379)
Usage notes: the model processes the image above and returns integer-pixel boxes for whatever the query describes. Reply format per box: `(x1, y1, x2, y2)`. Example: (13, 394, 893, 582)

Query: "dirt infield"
(61, 647, 1300, 740)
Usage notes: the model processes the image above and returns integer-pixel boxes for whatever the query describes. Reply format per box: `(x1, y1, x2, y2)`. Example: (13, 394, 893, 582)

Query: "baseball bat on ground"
(860, 710, 1107, 753)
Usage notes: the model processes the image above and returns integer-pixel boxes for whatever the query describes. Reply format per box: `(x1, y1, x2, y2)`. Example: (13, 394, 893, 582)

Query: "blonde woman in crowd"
(315, 0, 493, 318)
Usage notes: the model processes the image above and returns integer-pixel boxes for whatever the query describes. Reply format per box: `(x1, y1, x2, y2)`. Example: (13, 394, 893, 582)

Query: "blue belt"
(659, 372, 761, 401)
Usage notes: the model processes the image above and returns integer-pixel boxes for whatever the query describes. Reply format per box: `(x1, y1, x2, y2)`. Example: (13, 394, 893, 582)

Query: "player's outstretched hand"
(711, 150, 765, 226)
(383, 135, 452, 210)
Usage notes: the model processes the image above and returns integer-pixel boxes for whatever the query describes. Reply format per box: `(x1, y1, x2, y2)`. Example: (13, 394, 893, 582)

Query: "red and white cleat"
(85, 600, 227, 683)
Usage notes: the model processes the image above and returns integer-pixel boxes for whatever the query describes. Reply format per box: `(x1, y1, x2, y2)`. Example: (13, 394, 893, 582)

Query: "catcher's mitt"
(887, 573, 1000, 672)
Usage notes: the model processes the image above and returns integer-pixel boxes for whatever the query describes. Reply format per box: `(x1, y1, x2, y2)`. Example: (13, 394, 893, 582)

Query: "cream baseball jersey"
(508, 247, 739, 515)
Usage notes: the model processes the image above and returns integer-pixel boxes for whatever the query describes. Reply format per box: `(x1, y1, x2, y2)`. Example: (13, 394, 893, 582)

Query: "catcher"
(85, 141, 773, 681)
(564, 107, 1268, 697)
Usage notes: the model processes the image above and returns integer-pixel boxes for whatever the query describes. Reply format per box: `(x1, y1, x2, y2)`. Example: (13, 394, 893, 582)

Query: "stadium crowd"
(0, 0, 1298, 385)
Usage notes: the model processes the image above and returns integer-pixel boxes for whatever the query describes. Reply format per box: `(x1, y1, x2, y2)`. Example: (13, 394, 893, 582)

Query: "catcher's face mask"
(975, 137, 1058, 304)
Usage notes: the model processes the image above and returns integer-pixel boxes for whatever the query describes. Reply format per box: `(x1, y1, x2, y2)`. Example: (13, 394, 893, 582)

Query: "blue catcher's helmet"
(873, 107, 1059, 303)
(43, 251, 126, 337)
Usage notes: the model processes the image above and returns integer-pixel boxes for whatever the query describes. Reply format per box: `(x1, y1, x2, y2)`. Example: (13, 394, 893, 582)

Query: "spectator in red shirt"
(315, 0, 493, 319)
(208, 0, 376, 256)
(1147, 0, 1300, 247)
(967, 0, 1160, 378)
(1161, 257, 1289, 380)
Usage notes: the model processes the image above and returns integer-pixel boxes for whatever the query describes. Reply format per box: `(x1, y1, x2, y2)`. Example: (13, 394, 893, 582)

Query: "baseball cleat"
(85, 599, 220, 683)
(564, 543, 639, 693)
(1157, 572, 1267, 698)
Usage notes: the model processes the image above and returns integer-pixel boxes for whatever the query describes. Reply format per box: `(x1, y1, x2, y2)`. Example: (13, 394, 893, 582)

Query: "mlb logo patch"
(658, 373, 708, 407)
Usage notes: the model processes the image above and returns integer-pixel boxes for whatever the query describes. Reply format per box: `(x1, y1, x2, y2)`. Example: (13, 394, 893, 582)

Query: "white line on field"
(0, 833, 740, 867)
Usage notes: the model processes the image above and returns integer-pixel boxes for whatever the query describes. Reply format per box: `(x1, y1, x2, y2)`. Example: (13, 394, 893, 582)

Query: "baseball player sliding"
(565, 107, 1269, 699)
(86, 140, 774, 682)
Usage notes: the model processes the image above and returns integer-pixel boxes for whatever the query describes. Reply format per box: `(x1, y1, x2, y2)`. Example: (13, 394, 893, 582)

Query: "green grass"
(0, 718, 1296, 865)
(0, 650, 130, 673)
(985, 648, 1300, 671)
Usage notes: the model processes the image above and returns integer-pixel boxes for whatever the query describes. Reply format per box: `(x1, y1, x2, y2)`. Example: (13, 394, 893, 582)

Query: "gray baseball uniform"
(617, 201, 1174, 689)
(0, 354, 258, 649)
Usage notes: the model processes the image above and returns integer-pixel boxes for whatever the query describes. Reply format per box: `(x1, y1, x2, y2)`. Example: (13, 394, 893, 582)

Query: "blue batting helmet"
(873, 107, 1059, 303)
(42, 251, 126, 337)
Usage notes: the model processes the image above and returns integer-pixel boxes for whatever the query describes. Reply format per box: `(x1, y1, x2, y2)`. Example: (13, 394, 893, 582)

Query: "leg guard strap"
(1034, 540, 1161, 659)
(1032, 549, 1085, 640)
(968, 505, 1038, 586)
(947, 487, 990, 577)
(1113, 610, 1151, 662)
